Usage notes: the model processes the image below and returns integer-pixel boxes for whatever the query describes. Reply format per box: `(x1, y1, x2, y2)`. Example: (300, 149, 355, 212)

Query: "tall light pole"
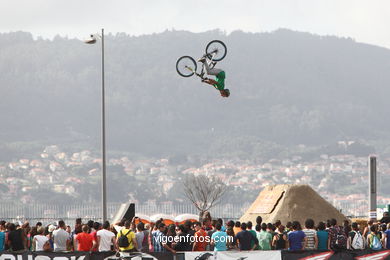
(85, 28, 107, 221)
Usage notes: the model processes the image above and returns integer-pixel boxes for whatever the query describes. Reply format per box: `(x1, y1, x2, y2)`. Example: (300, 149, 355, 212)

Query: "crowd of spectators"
(0, 218, 118, 253)
(0, 212, 389, 254)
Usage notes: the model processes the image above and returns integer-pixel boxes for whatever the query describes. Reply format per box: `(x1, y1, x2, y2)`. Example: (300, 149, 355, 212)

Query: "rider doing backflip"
(198, 56, 230, 98)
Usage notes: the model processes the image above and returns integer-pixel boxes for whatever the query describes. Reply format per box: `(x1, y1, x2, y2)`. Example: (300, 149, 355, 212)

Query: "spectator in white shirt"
(97, 221, 116, 252)
(53, 220, 70, 252)
(135, 222, 145, 252)
(33, 227, 49, 251)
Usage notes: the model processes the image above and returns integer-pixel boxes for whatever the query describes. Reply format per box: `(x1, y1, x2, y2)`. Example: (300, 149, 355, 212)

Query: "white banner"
(184, 250, 281, 260)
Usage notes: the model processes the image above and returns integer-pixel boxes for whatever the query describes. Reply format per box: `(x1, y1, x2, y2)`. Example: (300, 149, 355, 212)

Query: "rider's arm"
(202, 78, 218, 86)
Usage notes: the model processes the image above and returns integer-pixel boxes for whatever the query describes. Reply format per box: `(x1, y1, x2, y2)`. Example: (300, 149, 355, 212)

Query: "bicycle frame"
(184, 51, 218, 79)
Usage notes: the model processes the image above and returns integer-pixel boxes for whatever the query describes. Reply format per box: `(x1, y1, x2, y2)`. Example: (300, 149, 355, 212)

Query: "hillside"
(1, 29, 390, 160)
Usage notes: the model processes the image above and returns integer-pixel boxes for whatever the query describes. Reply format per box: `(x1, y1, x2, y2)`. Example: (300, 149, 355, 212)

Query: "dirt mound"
(240, 184, 347, 225)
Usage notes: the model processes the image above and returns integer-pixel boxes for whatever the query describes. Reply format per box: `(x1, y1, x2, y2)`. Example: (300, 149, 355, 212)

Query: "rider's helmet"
(220, 89, 230, 97)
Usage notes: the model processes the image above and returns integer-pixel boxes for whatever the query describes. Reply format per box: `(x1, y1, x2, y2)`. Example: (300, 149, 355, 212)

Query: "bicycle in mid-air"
(176, 40, 227, 80)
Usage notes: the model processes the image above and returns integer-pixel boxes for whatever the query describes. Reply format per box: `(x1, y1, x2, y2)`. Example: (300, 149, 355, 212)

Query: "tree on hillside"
(183, 174, 227, 221)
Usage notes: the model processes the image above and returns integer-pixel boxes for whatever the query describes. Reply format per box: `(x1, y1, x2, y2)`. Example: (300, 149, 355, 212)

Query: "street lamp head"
(84, 34, 97, 44)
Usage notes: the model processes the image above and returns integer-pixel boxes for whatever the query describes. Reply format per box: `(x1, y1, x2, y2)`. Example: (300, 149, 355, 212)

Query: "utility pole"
(84, 28, 107, 221)
(368, 155, 377, 220)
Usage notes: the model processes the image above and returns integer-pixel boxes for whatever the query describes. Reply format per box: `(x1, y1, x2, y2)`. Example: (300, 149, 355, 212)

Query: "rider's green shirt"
(214, 71, 225, 90)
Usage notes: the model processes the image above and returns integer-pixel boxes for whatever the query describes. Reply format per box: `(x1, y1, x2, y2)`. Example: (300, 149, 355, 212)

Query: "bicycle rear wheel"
(176, 56, 197, 77)
(205, 40, 227, 61)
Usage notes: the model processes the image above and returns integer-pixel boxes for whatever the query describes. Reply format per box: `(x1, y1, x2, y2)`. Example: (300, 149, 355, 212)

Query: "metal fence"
(0, 202, 250, 225)
(332, 200, 368, 218)
(0, 200, 369, 225)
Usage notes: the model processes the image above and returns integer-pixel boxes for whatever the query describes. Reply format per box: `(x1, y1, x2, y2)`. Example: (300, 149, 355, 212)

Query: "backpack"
(370, 234, 382, 250)
(351, 231, 364, 250)
(118, 229, 131, 248)
(334, 227, 347, 249)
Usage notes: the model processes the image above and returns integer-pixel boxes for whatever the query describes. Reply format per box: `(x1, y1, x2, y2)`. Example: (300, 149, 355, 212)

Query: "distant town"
(1, 145, 389, 219)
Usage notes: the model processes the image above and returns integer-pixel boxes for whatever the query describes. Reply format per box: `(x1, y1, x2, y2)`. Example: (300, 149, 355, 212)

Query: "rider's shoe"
(198, 57, 206, 63)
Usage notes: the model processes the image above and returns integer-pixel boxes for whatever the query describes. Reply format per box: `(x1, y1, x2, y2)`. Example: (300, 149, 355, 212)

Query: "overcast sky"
(1, 0, 389, 48)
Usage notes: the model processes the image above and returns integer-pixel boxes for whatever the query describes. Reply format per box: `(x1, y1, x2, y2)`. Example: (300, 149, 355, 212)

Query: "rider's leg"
(203, 61, 223, 76)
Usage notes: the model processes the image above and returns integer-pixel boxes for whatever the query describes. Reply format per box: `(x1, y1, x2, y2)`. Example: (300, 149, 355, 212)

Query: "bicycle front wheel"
(176, 56, 197, 77)
(205, 40, 227, 61)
